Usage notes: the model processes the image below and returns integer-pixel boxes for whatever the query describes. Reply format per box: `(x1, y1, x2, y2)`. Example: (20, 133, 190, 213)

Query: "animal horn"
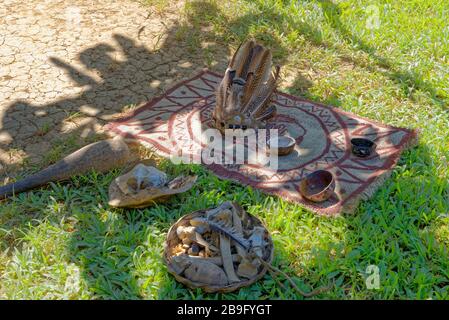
(0, 137, 130, 199)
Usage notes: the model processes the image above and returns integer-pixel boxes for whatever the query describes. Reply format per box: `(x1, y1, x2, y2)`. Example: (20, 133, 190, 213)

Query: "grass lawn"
(1, 0, 448, 299)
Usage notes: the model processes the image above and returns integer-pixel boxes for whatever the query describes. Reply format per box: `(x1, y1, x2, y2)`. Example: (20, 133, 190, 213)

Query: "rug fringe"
(341, 128, 420, 214)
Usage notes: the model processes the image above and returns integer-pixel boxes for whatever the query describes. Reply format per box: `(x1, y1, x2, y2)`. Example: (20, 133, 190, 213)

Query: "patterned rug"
(105, 70, 418, 215)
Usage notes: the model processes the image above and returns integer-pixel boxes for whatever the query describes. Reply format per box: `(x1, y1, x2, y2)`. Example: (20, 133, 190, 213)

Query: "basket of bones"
(163, 201, 274, 293)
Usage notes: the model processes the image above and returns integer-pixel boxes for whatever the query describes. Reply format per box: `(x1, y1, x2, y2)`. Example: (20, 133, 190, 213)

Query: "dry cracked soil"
(0, 0, 231, 180)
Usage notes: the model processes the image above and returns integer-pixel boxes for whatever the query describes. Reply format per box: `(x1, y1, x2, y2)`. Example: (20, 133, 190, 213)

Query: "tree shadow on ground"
(0, 0, 315, 175)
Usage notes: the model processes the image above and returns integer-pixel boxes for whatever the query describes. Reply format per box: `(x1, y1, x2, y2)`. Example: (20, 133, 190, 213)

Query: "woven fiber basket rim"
(163, 208, 274, 293)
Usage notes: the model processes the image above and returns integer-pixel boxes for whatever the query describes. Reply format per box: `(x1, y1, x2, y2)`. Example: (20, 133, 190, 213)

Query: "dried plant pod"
(163, 204, 273, 293)
(184, 259, 228, 286)
(213, 39, 281, 132)
(108, 164, 197, 208)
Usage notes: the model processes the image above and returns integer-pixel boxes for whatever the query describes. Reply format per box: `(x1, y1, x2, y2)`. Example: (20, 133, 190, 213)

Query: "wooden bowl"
(299, 170, 334, 202)
(351, 138, 376, 158)
(268, 136, 295, 156)
(163, 208, 274, 293)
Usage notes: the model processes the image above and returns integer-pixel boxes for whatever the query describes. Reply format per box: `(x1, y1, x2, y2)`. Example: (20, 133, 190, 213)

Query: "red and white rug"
(105, 70, 418, 215)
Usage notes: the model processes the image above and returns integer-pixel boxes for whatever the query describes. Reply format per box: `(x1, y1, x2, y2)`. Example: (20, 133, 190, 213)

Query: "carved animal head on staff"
(213, 40, 281, 132)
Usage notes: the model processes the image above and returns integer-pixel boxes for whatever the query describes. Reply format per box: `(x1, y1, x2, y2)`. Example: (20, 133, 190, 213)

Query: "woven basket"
(163, 208, 274, 293)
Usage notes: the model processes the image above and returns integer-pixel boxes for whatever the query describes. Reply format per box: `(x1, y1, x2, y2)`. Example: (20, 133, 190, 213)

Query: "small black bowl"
(350, 138, 376, 158)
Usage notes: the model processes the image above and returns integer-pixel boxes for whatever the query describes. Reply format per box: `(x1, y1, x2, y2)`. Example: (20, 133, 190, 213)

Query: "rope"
(253, 253, 334, 298)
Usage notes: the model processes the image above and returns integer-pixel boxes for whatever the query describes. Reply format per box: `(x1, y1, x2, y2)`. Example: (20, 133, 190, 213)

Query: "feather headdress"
(213, 40, 280, 132)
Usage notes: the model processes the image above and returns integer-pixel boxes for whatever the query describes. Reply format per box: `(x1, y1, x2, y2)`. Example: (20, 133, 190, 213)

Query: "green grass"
(1, 0, 449, 299)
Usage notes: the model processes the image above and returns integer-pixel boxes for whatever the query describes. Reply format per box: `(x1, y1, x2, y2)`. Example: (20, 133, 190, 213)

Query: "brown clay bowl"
(299, 170, 334, 202)
(268, 136, 296, 156)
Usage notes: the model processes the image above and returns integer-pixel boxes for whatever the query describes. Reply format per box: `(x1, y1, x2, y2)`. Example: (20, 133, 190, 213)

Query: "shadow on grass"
(1, 142, 447, 299)
(154, 145, 449, 299)
(313, 0, 447, 108)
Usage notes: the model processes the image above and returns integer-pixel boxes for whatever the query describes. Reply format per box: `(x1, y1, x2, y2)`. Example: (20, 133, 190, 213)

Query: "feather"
(246, 65, 280, 117)
(228, 41, 244, 69)
(250, 48, 273, 89)
(240, 46, 266, 106)
(214, 68, 235, 120)
(231, 40, 254, 78)
(246, 45, 265, 75)
(239, 44, 257, 79)
(241, 49, 273, 114)
(254, 104, 276, 122)
(241, 72, 254, 106)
